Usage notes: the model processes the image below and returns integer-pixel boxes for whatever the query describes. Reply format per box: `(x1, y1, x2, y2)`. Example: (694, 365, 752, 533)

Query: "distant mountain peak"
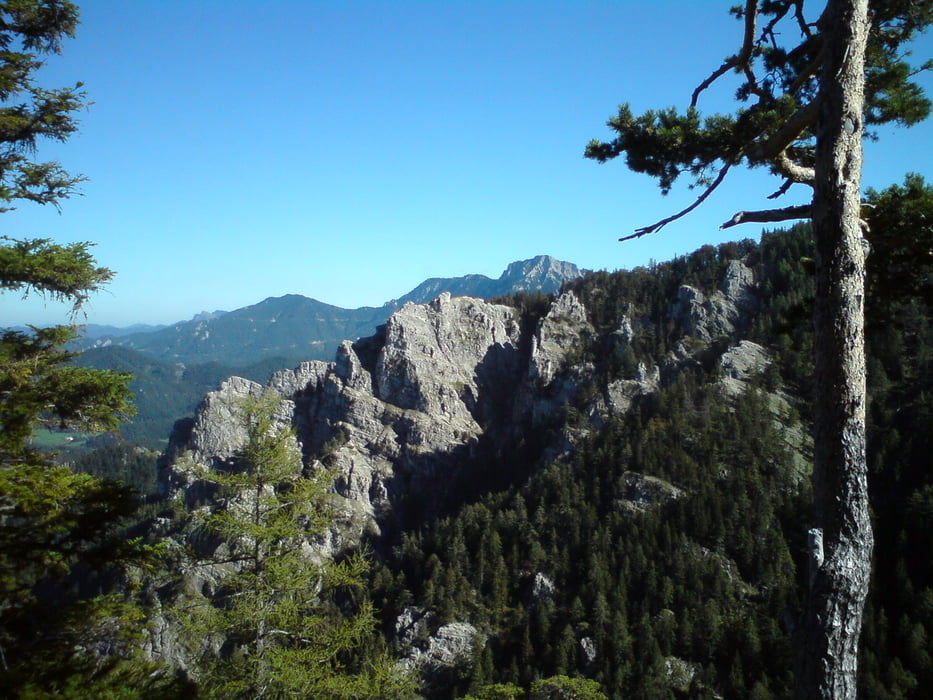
(190, 310, 227, 323)
(74, 255, 585, 365)
(500, 255, 583, 288)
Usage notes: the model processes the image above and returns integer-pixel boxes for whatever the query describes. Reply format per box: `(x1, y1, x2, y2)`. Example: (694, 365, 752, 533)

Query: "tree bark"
(796, 1, 873, 698)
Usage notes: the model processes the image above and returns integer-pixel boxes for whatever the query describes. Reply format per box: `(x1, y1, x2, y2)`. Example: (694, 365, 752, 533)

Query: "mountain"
(79, 323, 169, 339)
(390, 254, 584, 307)
(150, 232, 813, 694)
(78, 255, 584, 367)
(74, 345, 288, 449)
(83, 295, 387, 367)
(109, 223, 931, 697)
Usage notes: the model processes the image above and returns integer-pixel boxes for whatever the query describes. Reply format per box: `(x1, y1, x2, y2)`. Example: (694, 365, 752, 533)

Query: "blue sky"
(5, 0, 933, 327)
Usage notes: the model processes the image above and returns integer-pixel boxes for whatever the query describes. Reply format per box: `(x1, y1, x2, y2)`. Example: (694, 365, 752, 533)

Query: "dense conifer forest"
(354, 219, 932, 699)
(14, 214, 933, 698)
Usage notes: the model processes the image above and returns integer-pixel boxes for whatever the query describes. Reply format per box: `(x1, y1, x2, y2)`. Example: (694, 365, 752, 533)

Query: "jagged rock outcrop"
(579, 636, 598, 673)
(719, 339, 771, 396)
(527, 290, 590, 386)
(159, 291, 593, 535)
(531, 572, 557, 605)
(395, 606, 435, 648)
(616, 472, 684, 513)
(721, 259, 758, 313)
(151, 255, 813, 691)
(398, 621, 481, 693)
(670, 259, 757, 342)
(604, 361, 660, 415)
(157, 257, 794, 541)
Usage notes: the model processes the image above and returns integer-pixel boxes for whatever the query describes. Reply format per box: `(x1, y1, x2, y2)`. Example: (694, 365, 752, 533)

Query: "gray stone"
(579, 636, 598, 671)
(528, 291, 591, 387)
(531, 572, 556, 605)
(394, 605, 435, 648)
(720, 259, 757, 312)
(398, 621, 481, 690)
(719, 339, 771, 396)
(616, 472, 684, 512)
(670, 260, 758, 343)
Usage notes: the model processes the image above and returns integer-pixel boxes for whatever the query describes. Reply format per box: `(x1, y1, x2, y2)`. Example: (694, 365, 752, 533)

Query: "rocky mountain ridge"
(159, 256, 782, 531)
(79, 255, 584, 367)
(151, 250, 809, 690)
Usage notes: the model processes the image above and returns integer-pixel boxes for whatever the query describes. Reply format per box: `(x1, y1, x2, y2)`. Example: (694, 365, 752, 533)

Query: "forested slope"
(364, 221, 932, 698)
(144, 218, 932, 698)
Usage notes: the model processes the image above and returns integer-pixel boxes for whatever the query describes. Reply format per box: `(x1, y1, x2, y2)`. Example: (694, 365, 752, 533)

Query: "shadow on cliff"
(373, 340, 561, 547)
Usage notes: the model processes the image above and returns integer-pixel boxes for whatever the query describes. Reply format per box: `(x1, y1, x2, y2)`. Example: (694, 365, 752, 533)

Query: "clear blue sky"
(5, 0, 932, 327)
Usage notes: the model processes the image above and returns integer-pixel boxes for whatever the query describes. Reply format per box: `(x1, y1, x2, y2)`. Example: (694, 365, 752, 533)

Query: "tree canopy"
(169, 392, 415, 699)
(0, 2, 168, 694)
(584, 1, 932, 697)
(586, 0, 932, 239)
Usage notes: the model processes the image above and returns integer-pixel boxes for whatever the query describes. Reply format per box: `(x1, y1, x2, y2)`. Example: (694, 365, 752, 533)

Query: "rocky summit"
(151, 248, 809, 691)
(159, 258, 772, 534)
(159, 290, 585, 533)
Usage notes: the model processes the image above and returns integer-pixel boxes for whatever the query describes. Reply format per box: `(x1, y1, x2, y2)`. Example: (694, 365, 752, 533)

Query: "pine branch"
(720, 204, 811, 229)
(748, 98, 820, 160)
(691, 0, 758, 107)
(623, 161, 733, 241)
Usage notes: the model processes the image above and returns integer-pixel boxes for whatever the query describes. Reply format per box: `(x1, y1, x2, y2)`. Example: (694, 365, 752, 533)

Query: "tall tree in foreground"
(172, 392, 415, 699)
(0, 2, 168, 694)
(585, 1, 931, 696)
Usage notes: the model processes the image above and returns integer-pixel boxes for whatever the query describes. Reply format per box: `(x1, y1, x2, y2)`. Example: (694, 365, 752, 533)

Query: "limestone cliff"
(151, 256, 810, 689)
(159, 291, 591, 536)
(158, 257, 788, 538)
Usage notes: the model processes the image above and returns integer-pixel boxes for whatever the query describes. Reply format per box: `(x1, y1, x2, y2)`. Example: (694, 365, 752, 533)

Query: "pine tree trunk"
(797, 0, 873, 697)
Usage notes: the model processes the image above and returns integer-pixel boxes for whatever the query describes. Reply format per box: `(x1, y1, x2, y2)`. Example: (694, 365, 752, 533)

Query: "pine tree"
(173, 391, 414, 699)
(585, 2, 932, 695)
(0, 2, 168, 694)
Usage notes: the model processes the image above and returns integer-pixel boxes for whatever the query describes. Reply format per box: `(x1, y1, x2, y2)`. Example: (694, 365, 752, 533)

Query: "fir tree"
(172, 391, 414, 699)
(0, 2, 169, 694)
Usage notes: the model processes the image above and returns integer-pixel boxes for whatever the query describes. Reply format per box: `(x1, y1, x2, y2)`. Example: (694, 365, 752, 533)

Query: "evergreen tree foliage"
(858, 175, 933, 697)
(69, 443, 160, 496)
(584, 2, 931, 695)
(170, 391, 415, 699)
(366, 213, 933, 698)
(0, 2, 173, 694)
(368, 232, 816, 699)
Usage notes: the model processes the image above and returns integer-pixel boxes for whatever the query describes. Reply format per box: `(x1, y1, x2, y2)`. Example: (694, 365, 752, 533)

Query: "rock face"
(670, 259, 757, 342)
(719, 339, 771, 396)
(157, 256, 791, 543)
(398, 621, 481, 694)
(152, 255, 811, 690)
(159, 291, 594, 535)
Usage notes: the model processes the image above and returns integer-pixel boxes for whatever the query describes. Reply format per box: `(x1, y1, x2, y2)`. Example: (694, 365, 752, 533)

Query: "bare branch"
(773, 150, 816, 184)
(759, 0, 814, 45)
(760, 2, 795, 47)
(720, 204, 811, 229)
(691, 0, 757, 107)
(768, 179, 795, 199)
(792, 0, 814, 38)
(622, 162, 733, 242)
